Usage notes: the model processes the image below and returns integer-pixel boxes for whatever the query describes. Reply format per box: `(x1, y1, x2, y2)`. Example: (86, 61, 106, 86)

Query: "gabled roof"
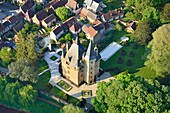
(90, 1, 100, 11)
(15, 12, 25, 21)
(43, 14, 56, 24)
(61, 16, 77, 30)
(26, 9, 35, 18)
(44, 0, 59, 9)
(35, 10, 48, 21)
(3, 21, 10, 28)
(69, 23, 80, 33)
(87, 11, 97, 21)
(53, 26, 63, 35)
(21, 0, 35, 13)
(102, 9, 123, 21)
(65, 0, 78, 10)
(82, 25, 97, 37)
(79, 8, 89, 18)
(94, 0, 102, 3)
(0, 24, 6, 32)
(13, 21, 24, 33)
(8, 15, 18, 24)
(52, 0, 67, 9)
(84, 0, 93, 7)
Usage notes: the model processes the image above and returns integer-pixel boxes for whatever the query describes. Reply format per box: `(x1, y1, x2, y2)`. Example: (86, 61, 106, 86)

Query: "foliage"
(0, 47, 15, 63)
(78, 32, 86, 39)
(160, 3, 170, 23)
(58, 33, 73, 44)
(16, 32, 38, 64)
(55, 7, 70, 22)
(61, 104, 85, 113)
(8, 59, 38, 83)
(92, 72, 170, 113)
(115, 23, 122, 31)
(134, 20, 152, 45)
(146, 24, 170, 76)
(35, 4, 43, 12)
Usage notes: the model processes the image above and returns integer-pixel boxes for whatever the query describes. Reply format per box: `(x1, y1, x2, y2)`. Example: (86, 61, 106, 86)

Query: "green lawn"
(101, 42, 145, 75)
(36, 59, 49, 74)
(103, 0, 123, 13)
(57, 80, 72, 91)
(98, 30, 128, 52)
(50, 56, 58, 61)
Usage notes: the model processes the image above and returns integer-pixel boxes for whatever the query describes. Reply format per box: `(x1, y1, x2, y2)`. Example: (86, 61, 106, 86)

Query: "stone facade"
(61, 37, 100, 86)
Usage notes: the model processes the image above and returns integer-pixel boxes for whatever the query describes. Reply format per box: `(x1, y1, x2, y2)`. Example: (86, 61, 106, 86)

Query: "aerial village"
(0, 0, 170, 112)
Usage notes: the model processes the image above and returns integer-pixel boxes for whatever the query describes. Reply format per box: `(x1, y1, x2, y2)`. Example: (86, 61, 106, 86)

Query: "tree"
(35, 4, 43, 12)
(19, 84, 38, 106)
(146, 24, 170, 76)
(65, 33, 73, 42)
(55, 7, 70, 22)
(92, 72, 170, 113)
(115, 23, 122, 31)
(61, 104, 85, 113)
(8, 59, 38, 83)
(134, 20, 152, 45)
(160, 3, 170, 23)
(16, 32, 38, 64)
(0, 47, 15, 63)
(0, 76, 7, 101)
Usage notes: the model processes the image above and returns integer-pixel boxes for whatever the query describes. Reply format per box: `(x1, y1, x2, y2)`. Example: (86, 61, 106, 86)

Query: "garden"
(82, 90, 92, 97)
(57, 80, 73, 92)
(50, 55, 58, 61)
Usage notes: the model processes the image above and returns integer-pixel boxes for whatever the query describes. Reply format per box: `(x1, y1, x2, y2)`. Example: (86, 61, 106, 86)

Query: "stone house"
(32, 10, 48, 26)
(65, 0, 79, 13)
(42, 14, 57, 28)
(61, 37, 100, 86)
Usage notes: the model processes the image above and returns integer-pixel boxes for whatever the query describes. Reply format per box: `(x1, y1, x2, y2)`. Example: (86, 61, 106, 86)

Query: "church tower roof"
(85, 40, 96, 61)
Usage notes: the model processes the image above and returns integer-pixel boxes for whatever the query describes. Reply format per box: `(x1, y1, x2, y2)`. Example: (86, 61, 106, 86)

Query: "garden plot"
(100, 42, 122, 61)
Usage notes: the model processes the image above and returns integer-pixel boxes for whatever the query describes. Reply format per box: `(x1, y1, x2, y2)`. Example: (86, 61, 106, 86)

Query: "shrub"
(126, 60, 132, 66)
(63, 93, 68, 100)
(133, 43, 138, 49)
(116, 57, 123, 64)
(120, 50, 126, 56)
(129, 51, 135, 57)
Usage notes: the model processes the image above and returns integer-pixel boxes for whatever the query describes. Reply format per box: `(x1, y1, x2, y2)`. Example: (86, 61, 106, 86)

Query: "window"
(91, 67, 93, 70)
(67, 71, 70, 74)
(91, 72, 92, 74)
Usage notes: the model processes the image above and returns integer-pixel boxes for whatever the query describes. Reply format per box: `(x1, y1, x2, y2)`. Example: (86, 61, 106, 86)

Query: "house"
(93, 20, 105, 33)
(36, 0, 46, 3)
(83, 0, 102, 13)
(126, 21, 137, 33)
(0, 24, 6, 36)
(3, 21, 11, 31)
(20, 0, 35, 14)
(61, 37, 100, 86)
(50, 26, 64, 41)
(79, 8, 97, 23)
(42, 14, 56, 28)
(101, 9, 124, 22)
(65, 0, 79, 13)
(13, 21, 24, 33)
(82, 24, 100, 43)
(69, 22, 81, 34)
(61, 16, 77, 31)
(52, 0, 67, 9)
(25, 9, 35, 22)
(32, 10, 48, 26)
(8, 15, 18, 26)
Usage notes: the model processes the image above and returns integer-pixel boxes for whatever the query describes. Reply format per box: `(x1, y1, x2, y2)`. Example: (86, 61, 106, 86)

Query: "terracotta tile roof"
(92, 19, 102, 25)
(13, 21, 24, 33)
(102, 9, 123, 21)
(21, 0, 35, 13)
(65, 0, 78, 10)
(61, 16, 77, 30)
(87, 26, 97, 37)
(43, 14, 56, 24)
(35, 10, 48, 21)
(80, 8, 89, 17)
(87, 11, 97, 21)
(69, 23, 80, 33)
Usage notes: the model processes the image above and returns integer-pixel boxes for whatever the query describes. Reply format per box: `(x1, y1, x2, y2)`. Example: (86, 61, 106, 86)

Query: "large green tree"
(55, 7, 70, 22)
(146, 24, 170, 76)
(134, 20, 152, 45)
(8, 59, 38, 83)
(61, 104, 84, 113)
(160, 3, 170, 23)
(92, 72, 170, 113)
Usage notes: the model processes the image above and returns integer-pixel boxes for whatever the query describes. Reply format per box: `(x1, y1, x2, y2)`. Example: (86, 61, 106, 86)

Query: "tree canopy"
(146, 24, 170, 76)
(92, 72, 170, 113)
(160, 3, 170, 23)
(0, 47, 15, 63)
(55, 7, 70, 22)
(61, 104, 85, 113)
(134, 20, 152, 45)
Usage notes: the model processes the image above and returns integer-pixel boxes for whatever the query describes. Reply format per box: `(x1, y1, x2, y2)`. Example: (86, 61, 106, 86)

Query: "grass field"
(36, 59, 49, 74)
(103, 0, 123, 13)
(101, 42, 145, 76)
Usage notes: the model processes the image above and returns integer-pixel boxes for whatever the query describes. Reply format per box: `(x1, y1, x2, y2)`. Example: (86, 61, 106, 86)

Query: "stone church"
(61, 37, 101, 86)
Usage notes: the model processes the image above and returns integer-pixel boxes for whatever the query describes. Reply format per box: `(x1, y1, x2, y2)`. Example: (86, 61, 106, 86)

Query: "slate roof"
(35, 10, 48, 21)
(3, 21, 10, 28)
(13, 21, 24, 33)
(69, 23, 80, 33)
(44, 0, 59, 9)
(27, 9, 35, 18)
(61, 16, 77, 30)
(52, 0, 67, 9)
(0, 24, 6, 32)
(8, 15, 18, 24)
(85, 40, 96, 60)
(43, 14, 56, 24)
(21, 0, 35, 13)
(53, 26, 63, 35)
